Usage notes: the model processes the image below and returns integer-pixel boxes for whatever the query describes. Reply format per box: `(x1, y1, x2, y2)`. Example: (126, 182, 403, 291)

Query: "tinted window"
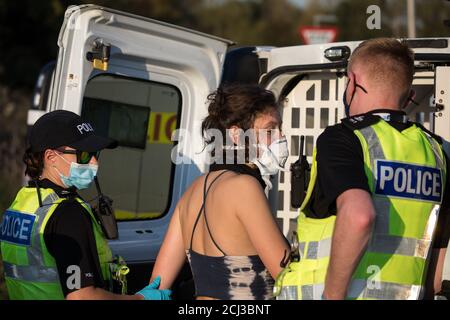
(81, 75, 181, 220)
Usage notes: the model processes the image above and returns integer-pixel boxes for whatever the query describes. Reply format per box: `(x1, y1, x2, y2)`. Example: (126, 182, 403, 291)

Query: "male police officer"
(276, 38, 450, 300)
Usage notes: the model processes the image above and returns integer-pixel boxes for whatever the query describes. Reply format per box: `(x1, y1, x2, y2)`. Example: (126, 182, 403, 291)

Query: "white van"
(29, 4, 450, 298)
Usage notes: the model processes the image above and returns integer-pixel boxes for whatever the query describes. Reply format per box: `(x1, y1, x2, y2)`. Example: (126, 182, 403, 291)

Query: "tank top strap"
(190, 170, 229, 254)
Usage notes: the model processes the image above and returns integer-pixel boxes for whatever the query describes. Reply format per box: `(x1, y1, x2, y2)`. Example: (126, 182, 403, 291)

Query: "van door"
(27, 4, 233, 294)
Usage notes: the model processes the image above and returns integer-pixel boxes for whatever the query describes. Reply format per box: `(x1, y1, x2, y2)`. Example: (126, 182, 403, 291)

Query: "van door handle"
(135, 230, 153, 234)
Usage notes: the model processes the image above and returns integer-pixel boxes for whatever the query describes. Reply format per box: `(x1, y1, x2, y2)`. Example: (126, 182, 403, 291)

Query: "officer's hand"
(136, 276, 172, 300)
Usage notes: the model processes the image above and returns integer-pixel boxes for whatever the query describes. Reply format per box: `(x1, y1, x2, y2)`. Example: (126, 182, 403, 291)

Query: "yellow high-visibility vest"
(275, 118, 447, 300)
(0, 187, 113, 300)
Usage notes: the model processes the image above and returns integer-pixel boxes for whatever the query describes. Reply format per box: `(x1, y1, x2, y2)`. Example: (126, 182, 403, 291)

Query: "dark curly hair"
(201, 84, 280, 164)
(23, 147, 44, 180)
(202, 84, 279, 145)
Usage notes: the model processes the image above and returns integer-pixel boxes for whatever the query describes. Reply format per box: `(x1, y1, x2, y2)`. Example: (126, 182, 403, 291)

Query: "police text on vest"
(0, 210, 36, 246)
(375, 160, 442, 202)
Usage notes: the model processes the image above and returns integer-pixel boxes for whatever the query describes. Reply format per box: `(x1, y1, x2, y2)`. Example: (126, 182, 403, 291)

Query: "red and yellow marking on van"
(147, 112, 177, 144)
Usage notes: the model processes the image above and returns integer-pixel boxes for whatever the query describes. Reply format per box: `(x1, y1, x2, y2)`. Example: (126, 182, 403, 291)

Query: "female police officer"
(0, 110, 170, 300)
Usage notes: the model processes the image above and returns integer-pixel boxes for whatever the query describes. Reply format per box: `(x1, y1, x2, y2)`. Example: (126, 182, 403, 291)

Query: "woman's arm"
(233, 175, 290, 279)
(150, 206, 187, 289)
(66, 286, 144, 300)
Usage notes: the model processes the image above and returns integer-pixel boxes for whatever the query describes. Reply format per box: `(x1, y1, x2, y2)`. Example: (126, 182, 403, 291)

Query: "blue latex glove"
(136, 276, 172, 300)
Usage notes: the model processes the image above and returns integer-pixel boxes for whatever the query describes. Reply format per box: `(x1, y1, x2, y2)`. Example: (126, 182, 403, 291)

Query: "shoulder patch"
(341, 114, 380, 130)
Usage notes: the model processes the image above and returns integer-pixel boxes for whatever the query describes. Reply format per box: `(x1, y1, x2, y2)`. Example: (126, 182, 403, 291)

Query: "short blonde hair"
(348, 38, 415, 105)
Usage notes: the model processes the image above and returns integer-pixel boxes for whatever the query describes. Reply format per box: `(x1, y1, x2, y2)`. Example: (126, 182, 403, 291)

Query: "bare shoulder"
(177, 174, 206, 209)
(179, 171, 264, 205)
(219, 172, 265, 200)
(227, 172, 262, 187)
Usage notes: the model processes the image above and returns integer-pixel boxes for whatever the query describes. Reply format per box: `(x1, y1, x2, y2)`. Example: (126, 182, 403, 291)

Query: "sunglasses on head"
(56, 148, 100, 164)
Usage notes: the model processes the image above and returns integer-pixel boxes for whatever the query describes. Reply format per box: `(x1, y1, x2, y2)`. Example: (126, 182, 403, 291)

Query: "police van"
(28, 4, 450, 298)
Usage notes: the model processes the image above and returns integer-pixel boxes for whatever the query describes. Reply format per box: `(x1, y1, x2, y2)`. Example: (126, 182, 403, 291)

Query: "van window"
(83, 98, 150, 149)
(81, 74, 181, 220)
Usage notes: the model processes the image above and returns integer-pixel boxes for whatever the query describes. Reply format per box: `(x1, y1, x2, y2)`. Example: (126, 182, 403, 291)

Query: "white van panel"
(28, 4, 232, 263)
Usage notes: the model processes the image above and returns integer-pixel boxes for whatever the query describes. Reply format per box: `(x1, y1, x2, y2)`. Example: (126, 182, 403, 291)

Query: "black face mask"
(343, 79, 368, 117)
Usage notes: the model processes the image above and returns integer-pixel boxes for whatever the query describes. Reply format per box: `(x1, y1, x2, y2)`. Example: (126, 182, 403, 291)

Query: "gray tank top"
(187, 170, 274, 300)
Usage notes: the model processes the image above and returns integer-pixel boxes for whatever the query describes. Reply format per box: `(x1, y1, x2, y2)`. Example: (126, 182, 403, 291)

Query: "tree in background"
(1, 0, 448, 90)
(0, 0, 450, 300)
(417, 0, 450, 37)
(335, 0, 393, 41)
(333, 0, 450, 41)
(193, 0, 303, 46)
(0, 0, 71, 300)
(0, 0, 72, 89)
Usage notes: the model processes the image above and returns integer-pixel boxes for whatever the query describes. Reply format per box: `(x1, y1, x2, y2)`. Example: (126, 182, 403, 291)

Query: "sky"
(289, 0, 308, 7)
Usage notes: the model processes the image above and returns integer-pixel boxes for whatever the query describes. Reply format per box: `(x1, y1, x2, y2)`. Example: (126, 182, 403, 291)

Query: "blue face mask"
(343, 78, 368, 117)
(56, 154, 98, 190)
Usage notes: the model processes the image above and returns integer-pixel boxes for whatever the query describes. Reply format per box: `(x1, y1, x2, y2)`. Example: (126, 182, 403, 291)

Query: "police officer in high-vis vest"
(0, 110, 171, 300)
(276, 38, 450, 300)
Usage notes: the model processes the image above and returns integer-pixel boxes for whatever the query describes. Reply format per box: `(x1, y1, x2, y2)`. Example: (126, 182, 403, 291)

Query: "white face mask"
(253, 136, 289, 190)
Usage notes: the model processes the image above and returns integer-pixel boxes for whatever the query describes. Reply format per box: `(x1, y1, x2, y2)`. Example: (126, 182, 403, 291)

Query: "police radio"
(93, 176, 119, 240)
(290, 135, 310, 209)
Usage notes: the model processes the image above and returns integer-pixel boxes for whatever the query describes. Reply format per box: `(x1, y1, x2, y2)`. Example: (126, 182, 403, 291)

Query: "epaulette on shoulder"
(415, 122, 443, 144)
(341, 114, 380, 131)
